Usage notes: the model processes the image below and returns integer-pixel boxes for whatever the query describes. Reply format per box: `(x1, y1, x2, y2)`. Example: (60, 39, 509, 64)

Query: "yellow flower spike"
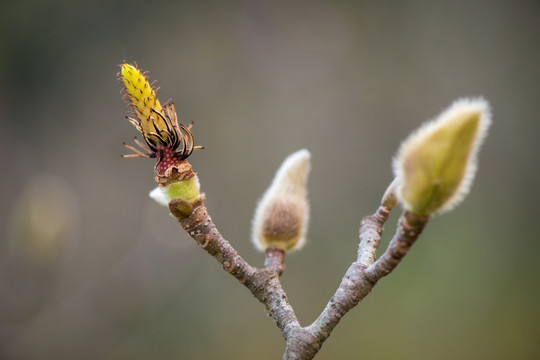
(393, 98, 491, 216)
(120, 64, 167, 142)
(118, 62, 204, 186)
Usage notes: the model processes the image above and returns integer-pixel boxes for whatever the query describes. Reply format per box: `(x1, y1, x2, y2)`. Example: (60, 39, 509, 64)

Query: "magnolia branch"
(169, 197, 300, 339)
(169, 196, 429, 360)
(119, 63, 491, 360)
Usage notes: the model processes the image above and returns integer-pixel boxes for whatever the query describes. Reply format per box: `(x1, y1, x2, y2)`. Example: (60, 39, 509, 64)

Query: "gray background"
(1, 0, 539, 359)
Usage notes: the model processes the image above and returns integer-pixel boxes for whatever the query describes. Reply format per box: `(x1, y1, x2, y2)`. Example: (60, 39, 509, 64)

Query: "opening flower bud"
(252, 150, 311, 252)
(119, 62, 203, 185)
(393, 98, 491, 216)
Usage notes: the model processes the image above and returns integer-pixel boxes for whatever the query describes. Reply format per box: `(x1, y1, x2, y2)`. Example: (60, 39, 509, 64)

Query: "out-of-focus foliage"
(1, 1, 539, 359)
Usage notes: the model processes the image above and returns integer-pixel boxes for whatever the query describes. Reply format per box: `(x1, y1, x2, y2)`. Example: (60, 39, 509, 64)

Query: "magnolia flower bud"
(149, 175, 200, 206)
(252, 150, 311, 252)
(393, 98, 491, 216)
(119, 63, 203, 185)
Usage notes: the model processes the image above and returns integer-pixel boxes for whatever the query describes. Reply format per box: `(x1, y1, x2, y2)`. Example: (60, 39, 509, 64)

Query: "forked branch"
(169, 195, 428, 360)
(118, 63, 491, 360)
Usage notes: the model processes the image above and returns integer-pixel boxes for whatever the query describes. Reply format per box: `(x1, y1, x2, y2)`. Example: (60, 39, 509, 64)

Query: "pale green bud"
(252, 149, 311, 252)
(149, 174, 200, 206)
(393, 98, 491, 216)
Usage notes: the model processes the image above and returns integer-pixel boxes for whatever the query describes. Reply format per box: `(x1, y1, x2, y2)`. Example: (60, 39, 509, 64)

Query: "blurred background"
(1, 0, 539, 359)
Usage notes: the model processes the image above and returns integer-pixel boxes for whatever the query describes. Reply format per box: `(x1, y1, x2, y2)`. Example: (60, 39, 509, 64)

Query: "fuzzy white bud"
(251, 149, 311, 252)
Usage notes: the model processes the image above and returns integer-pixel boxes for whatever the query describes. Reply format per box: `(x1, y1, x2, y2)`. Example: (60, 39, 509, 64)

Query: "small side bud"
(393, 98, 491, 216)
(252, 150, 311, 252)
(381, 178, 399, 211)
(149, 175, 200, 206)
